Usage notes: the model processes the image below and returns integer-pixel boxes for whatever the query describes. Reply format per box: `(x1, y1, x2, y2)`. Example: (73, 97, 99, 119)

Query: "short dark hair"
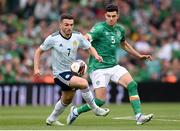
(105, 4, 118, 13)
(60, 13, 74, 21)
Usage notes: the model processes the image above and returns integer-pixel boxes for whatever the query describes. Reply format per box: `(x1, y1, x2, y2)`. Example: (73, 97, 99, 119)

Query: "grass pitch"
(0, 103, 180, 130)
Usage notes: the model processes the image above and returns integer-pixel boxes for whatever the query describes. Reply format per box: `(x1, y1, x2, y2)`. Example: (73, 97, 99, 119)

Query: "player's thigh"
(69, 75, 88, 90)
(111, 65, 133, 88)
(89, 69, 110, 100)
(54, 71, 75, 91)
(89, 69, 110, 89)
(61, 90, 76, 104)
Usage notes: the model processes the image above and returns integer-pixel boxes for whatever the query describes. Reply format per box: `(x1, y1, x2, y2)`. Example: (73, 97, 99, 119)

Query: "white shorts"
(89, 65, 128, 89)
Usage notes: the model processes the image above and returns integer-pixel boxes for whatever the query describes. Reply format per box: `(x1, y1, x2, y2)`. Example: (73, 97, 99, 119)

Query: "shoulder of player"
(43, 32, 57, 42)
(115, 24, 125, 31)
(72, 31, 81, 34)
(72, 31, 85, 38)
(51, 31, 60, 37)
(94, 22, 104, 29)
(72, 31, 83, 37)
(88, 22, 104, 34)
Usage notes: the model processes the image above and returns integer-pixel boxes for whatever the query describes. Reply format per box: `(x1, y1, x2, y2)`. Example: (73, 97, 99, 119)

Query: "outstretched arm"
(34, 47, 44, 76)
(121, 40, 152, 61)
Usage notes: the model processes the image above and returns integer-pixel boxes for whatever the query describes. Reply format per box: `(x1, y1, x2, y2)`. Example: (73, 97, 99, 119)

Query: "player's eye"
(107, 15, 116, 18)
(64, 23, 73, 27)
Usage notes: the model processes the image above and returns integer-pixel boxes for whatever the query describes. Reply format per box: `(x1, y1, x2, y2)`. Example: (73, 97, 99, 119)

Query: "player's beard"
(63, 29, 72, 38)
(109, 20, 116, 26)
(65, 29, 72, 36)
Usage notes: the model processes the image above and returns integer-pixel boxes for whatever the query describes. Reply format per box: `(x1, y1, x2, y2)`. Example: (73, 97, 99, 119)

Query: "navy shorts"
(54, 71, 74, 91)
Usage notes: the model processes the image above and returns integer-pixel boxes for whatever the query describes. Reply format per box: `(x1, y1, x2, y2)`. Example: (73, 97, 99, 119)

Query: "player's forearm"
(88, 46, 103, 62)
(88, 46, 99, 57)
(34, 47, 42, 73)
(84, 34, 91, 42)
(121, 41, 141, 59)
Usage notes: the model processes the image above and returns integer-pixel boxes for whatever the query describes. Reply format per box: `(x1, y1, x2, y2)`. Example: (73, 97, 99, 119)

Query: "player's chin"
(65, 30, 72, 35)
(109, 22, 115, 26)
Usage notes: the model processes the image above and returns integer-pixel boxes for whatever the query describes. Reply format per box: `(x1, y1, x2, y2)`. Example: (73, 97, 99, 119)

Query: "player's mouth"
(109, 21, 114, 25)
(66, 30, 72, 34)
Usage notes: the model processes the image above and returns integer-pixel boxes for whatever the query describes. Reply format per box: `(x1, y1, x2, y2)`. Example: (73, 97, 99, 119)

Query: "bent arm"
(84, 34, 91, 42)
(34, 47, 44, 75)
(88, 46, 98, 57)
(87, 46, 103, 62)
(120, 40, 141, 59)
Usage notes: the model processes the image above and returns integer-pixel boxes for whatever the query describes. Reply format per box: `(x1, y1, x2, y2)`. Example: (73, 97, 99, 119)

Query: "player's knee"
(128, 81, 137, 89)
(95, 87, 106, 100)
(61, 95, 74, 105)
(127, 81, 138, 96)
(79, 79, 89, 90)
(62, 97, 73, 105)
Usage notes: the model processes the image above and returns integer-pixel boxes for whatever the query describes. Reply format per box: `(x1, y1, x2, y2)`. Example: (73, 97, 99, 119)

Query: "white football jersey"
(40, 31, 91, 77)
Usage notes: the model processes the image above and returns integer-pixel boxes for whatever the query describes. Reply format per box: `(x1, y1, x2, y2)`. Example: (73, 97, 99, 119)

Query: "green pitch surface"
(0, 103, 180, 130)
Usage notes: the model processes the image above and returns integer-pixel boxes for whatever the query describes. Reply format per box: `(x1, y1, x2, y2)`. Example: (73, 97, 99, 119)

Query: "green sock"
(77, 98, 105, 115)
(127, 81, 142, 115)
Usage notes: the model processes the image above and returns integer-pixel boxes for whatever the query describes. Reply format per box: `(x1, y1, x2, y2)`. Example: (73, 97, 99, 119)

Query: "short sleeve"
(120, 26, 126, 42)
(40, 35, 54, 51)
(78, 33, 91, 49)
(87, 23, 102, 42)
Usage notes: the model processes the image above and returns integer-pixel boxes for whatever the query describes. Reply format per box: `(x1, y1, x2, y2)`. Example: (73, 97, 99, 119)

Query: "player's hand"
(33, 69, 43, 82)
(95, 55, 103, 62)
(34, 69, 41, 78)
(139, 55, 153, 61)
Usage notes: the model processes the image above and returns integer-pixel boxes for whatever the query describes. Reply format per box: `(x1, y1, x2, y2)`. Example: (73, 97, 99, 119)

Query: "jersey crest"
(73, 41, 78, 47)
(116, 31, 121, 37)
(105, 32, 109, 35)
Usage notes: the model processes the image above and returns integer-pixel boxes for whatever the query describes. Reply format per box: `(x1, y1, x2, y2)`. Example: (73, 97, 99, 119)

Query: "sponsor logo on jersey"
(59, 43, 63, 47)
(105, 32, 109, 35)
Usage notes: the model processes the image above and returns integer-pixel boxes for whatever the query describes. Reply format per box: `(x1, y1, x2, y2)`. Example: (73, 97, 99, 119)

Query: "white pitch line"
(112, 116, 180, 122)
(0, 115, 45, 119)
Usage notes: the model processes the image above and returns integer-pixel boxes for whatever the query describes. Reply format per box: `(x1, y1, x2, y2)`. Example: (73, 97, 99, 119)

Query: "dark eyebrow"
(107, 14, 116, 17)
(64, 23, 74, 25)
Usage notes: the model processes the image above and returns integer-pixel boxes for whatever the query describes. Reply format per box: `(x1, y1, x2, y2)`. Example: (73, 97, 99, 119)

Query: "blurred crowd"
(0, 0, 180, 83)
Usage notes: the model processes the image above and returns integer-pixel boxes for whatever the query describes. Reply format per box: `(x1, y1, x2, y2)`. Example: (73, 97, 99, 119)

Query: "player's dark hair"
(105, 4, 118, 13)
(60, 13, 74, 21)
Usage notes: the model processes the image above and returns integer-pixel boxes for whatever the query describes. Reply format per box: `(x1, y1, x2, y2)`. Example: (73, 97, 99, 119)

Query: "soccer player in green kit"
(67, 4, 154, 125)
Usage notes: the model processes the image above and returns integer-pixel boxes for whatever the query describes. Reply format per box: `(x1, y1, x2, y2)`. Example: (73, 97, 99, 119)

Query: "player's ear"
(116, 12, 119, 19)
(117, 14, 119, 20)
(59, 22, 62, 28)
(105, 13, 108, 19)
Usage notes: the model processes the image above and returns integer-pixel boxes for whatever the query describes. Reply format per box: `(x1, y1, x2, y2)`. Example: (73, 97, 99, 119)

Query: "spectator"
(0, 1, 179, 83)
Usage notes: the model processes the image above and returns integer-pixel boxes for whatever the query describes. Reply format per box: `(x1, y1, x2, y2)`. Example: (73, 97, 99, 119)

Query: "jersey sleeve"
(120, 26, 126, 42)
(78, 33, 91, 49)
(87, 23, 102, 42)
(40, 35, 54, 51)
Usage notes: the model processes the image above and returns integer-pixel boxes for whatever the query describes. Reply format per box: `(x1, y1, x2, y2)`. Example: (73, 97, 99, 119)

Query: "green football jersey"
(87, 22, 125, 73)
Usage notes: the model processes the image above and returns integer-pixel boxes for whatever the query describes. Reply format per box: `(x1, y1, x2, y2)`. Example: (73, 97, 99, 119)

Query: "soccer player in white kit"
(34, 13, 109, 126)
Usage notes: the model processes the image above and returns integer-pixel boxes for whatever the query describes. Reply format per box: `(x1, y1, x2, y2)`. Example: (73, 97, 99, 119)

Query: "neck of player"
(60, 30, 71, 39)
